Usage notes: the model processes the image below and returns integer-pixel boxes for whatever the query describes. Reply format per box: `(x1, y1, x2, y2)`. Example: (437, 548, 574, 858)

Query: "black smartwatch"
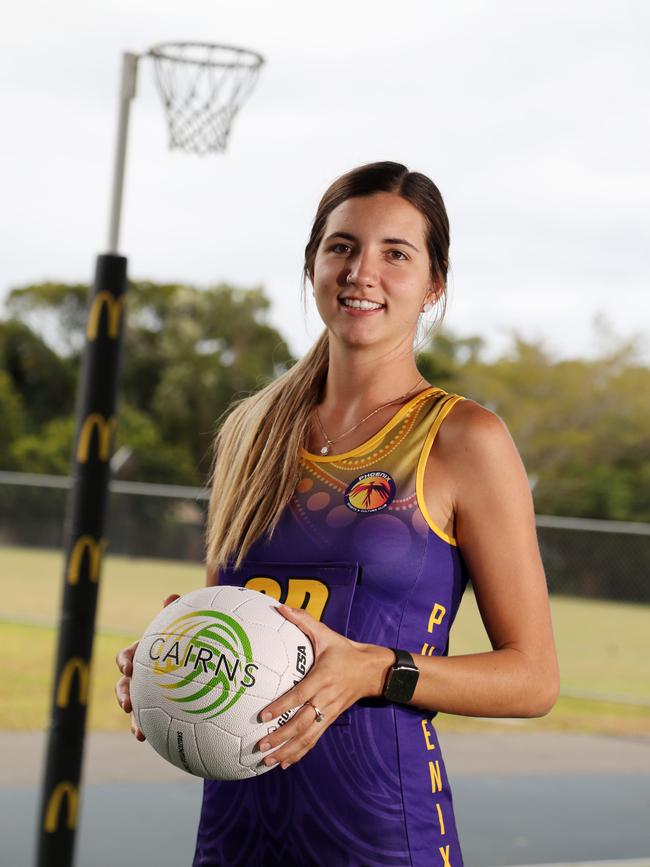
(382, 648, 420, 704)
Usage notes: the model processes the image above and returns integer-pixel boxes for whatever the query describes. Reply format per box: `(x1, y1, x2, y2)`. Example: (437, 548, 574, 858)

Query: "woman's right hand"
(115, 593, 180, 741)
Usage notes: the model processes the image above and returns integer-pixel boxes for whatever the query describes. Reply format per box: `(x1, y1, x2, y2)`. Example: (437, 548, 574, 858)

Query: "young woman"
(116, 161, 559, 866)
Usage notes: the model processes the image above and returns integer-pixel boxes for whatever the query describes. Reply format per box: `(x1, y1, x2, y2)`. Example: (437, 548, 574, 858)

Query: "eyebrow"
(324, 231, 420, 253)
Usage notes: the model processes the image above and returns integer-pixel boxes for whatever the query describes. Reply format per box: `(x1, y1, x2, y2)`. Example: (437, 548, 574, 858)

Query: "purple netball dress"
(193, 387, 469, 867)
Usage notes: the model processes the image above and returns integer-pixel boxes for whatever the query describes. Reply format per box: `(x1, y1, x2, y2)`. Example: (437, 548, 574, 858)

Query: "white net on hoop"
(149, 42, 264, 155)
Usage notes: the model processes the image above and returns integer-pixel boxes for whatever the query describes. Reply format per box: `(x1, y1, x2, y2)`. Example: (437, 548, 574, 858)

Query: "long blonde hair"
(205, 161, 450, 571)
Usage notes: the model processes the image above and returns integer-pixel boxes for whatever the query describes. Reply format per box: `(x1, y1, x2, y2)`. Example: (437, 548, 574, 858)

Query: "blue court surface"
(2, 731, 649, 867)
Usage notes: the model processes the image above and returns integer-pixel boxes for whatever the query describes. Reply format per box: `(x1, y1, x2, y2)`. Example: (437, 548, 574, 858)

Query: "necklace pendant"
(320, 445, 330, 456)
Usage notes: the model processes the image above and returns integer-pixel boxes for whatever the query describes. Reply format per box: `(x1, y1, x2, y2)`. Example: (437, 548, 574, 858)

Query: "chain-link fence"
(1, 471, 648, 603)
(0, 472, 208, 561)
(537, 515, 650, 604)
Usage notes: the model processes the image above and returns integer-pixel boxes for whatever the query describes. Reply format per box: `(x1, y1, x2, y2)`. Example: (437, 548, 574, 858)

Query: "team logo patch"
(344, 471, 396, 513)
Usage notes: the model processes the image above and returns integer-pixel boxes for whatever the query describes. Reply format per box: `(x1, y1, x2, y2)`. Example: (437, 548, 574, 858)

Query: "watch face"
(385, 664, 419, 704)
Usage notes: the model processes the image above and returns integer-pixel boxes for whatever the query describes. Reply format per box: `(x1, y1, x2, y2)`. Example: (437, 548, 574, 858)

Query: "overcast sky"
(2, 0, 648, 362)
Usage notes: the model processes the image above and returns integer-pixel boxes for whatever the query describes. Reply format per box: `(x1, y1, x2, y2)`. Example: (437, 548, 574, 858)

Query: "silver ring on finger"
(304, 698, 325, 723)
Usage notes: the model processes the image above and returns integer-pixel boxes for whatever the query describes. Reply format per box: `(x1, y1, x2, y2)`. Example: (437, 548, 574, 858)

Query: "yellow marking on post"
(76, 413, 116, 463)
(427, 603, 446, 632)
(56, 657, 90, 708)
(421, 718, 436, 751)
(44, 781, 78, 832)
(435, 802, 446, 835)
(428, 759, 442, 793)
(66, 535, 106, 585)
(86, 291, 124, 340)
(284, 578, 329, 621)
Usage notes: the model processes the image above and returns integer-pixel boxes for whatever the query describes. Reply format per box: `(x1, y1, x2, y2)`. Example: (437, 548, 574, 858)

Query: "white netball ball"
(130, 586, 314, 780)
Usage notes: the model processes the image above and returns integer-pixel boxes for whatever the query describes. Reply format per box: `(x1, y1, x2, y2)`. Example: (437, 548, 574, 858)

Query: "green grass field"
(2, 546, 649, 735)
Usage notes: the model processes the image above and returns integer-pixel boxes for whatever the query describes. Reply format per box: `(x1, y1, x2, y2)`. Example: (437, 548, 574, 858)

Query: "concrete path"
(3, 731, 649, 866)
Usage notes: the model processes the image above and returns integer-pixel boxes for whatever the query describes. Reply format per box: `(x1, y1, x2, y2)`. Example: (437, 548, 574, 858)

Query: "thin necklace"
(313, 375, 427, 456)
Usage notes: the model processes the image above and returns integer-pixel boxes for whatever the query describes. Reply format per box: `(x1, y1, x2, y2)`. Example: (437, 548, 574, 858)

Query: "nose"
(345, 249, 378, 287)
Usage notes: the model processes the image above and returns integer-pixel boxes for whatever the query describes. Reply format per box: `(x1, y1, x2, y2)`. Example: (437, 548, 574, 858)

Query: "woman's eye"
(331, 243, 351, 254)
(388, 249, 408, 261)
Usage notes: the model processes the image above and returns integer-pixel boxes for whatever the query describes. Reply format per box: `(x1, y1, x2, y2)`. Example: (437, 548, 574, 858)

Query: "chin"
(334, 323, 415, 351)
(333, 330, 389, 351)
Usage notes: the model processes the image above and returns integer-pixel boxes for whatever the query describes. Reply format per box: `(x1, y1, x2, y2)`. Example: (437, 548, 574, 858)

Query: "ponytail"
(205, 330, 329, 571)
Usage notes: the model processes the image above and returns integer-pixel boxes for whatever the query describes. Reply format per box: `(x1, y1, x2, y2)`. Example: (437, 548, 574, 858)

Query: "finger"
(163, 594, 180, 608)
(277, 725, 325, 768)
(257, 611, 333, 724)
(259, 661, 323, 722)
(115, 674, 133, 713)
(275, 604, 327, 655)
(262, 706, 331, 769)
(257, 701, 316, 753)
(115, 641, 138, 676)
(130, 712, 146, 742)
(259, 648, 351, 724)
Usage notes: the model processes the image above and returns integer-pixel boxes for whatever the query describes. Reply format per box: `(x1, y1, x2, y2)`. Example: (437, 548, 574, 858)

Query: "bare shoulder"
(437, 397, 516, 457)
(434, 397, 527, 501)
(423, 399, 532, 538)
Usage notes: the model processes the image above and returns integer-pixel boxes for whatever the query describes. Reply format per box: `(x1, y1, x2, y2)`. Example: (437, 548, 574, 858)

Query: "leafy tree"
(2, 280, 295, 484)
(0, 370, 26, 469)
(416, 329, 484, 388)
(113, 403, 197, 485)
(5, 282, 88, 358)
(10, 416, 75, 475)
(3, 282, 648, 521)
(0, 319, 75, 430)
(417, 327, 650, 522)
(120, 281, 293, 475)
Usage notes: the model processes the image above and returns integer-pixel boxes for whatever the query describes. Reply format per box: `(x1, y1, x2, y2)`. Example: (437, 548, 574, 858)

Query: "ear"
(421, 288, 435, 310)
(426, 281, 445, 305)
(434, 278, 446, 299)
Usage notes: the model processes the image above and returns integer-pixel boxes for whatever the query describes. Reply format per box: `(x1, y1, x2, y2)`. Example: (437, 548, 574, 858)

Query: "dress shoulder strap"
(414, 393, 466, 546)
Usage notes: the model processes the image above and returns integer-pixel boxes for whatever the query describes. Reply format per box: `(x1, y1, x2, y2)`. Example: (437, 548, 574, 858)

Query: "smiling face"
(311, 192, 436, 350)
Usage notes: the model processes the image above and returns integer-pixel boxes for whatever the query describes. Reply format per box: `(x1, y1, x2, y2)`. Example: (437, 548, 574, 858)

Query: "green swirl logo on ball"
(147, 610, 259, 719)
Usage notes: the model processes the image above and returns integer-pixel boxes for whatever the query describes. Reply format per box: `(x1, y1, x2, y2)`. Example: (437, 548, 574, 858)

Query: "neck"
(319, 339, 428, 415)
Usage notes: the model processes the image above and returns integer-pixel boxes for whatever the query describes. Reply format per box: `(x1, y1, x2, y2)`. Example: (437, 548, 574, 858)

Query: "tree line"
(1, 281, 648, 523)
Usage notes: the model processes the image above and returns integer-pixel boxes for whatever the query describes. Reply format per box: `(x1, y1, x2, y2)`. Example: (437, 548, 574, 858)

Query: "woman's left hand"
(256, 604, 393, 770)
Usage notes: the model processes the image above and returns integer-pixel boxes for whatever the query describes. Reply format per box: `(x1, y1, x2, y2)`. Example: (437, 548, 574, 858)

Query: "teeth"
(342, 298, 384, 310)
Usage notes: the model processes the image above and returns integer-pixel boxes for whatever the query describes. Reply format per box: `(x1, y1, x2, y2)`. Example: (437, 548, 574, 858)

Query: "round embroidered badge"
(344, 471, 396, 513)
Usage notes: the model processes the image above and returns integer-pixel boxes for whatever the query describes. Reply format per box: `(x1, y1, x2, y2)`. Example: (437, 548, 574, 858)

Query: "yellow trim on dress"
(301, 387, 444, 463)
(415, 394, 466, 547)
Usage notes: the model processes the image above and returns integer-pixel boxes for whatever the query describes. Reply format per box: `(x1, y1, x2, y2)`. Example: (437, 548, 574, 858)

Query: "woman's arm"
(367, 400, 560, 718)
